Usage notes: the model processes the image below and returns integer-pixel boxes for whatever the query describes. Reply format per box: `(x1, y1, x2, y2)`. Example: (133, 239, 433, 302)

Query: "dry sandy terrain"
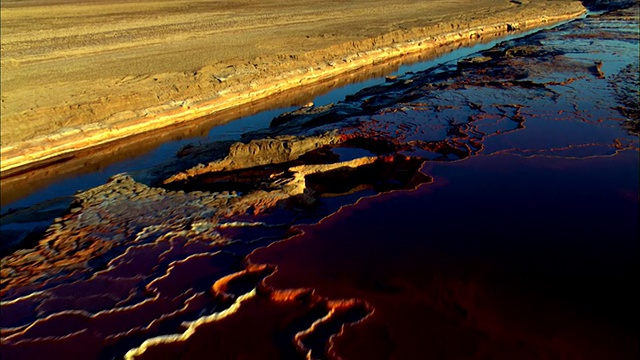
(0, 0, 586, 173)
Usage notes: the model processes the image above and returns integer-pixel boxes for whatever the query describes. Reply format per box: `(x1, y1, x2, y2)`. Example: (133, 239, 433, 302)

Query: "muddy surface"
(1, 4, 638, 360)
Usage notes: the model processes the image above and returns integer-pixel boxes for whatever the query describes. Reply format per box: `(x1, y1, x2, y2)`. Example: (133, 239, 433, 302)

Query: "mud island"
(0, 0, 587, 174)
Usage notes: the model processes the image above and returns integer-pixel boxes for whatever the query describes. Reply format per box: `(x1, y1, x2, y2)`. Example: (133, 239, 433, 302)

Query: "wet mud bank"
(1, 3, 639, 359)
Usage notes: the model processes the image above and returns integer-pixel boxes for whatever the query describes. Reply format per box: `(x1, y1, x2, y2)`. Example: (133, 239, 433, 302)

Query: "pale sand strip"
(0, 3, 586, 175)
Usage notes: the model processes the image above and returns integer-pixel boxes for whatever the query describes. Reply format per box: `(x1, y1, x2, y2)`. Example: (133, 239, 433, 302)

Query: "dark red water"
(250, 151, 638, 359)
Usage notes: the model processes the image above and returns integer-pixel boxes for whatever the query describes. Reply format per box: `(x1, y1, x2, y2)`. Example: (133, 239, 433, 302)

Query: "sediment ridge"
(0, 0, 586, 175)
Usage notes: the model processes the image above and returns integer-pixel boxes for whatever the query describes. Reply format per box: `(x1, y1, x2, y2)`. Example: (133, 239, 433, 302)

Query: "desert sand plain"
(0, 0, 587, 174)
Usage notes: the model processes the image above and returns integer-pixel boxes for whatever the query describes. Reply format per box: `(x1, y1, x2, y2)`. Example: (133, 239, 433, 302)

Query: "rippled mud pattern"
(1, 6, 639, 360)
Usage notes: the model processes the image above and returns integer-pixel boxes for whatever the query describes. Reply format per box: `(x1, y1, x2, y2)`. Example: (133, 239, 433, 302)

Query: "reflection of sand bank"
(0, 0, 586, 175)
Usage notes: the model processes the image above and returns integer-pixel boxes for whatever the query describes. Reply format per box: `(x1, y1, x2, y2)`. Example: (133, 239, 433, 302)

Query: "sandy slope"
(0, 0, 586, 172)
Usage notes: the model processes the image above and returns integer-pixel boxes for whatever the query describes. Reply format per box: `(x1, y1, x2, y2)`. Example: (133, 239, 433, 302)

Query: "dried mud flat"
(1, 2, 638, 359)
(0, 0, 588, 174)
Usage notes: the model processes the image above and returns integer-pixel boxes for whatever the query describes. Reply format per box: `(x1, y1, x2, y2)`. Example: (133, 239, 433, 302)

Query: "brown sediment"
(0, 0, 586, 175)
(162, 133, 343, 184)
